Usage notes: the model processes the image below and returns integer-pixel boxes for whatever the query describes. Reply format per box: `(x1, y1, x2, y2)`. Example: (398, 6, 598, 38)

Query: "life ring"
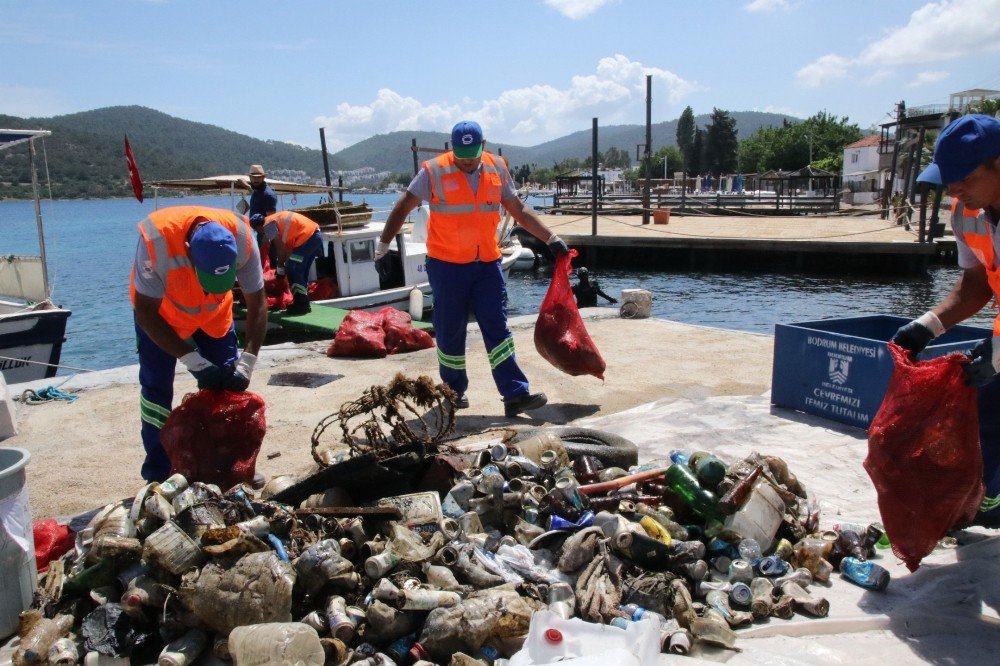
(512, 426, 638, 468)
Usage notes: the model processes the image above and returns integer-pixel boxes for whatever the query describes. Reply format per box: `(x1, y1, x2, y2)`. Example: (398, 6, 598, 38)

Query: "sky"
(2, 0, 999, 152)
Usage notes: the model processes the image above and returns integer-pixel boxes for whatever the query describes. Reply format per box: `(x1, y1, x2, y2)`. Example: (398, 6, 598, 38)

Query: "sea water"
(1, 194, 989, 375)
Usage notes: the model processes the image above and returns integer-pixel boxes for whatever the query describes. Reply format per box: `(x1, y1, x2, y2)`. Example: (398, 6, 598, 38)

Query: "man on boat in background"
(131, 206, 268, 481)
(250, 210, 323, 316)
(248, 164, 279, 268)
(892, 114, 1000, 521)
(378, 120, 569, 417)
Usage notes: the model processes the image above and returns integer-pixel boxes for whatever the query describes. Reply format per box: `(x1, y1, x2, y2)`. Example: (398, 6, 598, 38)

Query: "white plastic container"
(0, 447, 35, 640)
(619, 289, 652, 319)
(228, 622, 324, 666)
(723, 480, 784, 551)
(509, 609, 660, 666)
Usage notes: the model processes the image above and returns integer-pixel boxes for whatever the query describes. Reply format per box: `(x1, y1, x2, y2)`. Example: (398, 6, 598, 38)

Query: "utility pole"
(642, 74, 652, 225)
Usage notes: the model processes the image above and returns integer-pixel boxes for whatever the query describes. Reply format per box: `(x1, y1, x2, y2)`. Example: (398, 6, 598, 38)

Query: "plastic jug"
(508, 609, 659, 666)
(228, 622, 324, 666)
(722, 480, 783, 550)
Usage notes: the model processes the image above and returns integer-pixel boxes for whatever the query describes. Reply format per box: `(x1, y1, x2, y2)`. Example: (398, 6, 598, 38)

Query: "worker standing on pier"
(892, 114, 1000, 520)
(131, 206, 268, 481)
(378, 120, 568, 416)
(251, 211, 323, 315)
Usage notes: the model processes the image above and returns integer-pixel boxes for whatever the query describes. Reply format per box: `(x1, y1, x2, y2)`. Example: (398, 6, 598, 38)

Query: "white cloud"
(744, 0, 789, 12)
(757, 104, 806, 119)
(543, 0, 616, 19)
(315, 55, 698, 150)
(906, 70, 949, 87)
(864, 69, 893, 86)
(795, 54, 850, 88)
(796, 0, 1000, 88)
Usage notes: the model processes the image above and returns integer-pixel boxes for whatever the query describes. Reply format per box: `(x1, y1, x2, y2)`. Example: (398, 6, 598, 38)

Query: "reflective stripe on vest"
(424, 152, 505, 263)
(952, 202, 1000, 335)
(130, 206, 254, 339)
(266, 211, 320, 249)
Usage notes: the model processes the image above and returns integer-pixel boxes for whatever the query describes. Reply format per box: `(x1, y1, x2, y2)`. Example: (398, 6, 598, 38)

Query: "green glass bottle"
(688, 452, 727, 490)
(665, 463, 723, 522)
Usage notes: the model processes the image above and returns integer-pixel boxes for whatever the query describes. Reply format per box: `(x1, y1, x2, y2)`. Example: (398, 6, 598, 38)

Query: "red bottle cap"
(409, 642, 429, 660)
(544, 628, 563, 644)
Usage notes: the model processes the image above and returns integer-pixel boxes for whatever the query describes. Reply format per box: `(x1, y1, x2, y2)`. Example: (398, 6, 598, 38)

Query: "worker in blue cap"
(892, 114, 1000, 520)
(131, 206, 267, 481)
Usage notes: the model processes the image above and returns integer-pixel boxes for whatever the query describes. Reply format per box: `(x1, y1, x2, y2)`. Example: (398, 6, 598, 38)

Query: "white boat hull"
(0, 303, 71, 384)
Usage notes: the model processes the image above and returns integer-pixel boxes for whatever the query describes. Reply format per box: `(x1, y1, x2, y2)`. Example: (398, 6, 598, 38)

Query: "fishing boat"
(0, 129, 71, 384)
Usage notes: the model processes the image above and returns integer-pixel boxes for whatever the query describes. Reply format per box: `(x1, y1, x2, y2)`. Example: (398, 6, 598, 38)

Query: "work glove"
(963, 337, 1000, 388)
(275, 266, 286, 278)
(222, 352, 257, 392)
(891, 311, 944, 356)
(180, 351, 227, 390)
(547, 234, 569, 258)
(608, 297, 619, 305)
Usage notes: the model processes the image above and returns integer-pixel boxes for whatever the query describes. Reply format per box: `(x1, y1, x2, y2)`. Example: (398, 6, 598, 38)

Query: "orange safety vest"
(424, 151, 505, 263)
(130, 206, 255, 339)
(264, 211, 320, 249)
(952, 201, 1000, 335)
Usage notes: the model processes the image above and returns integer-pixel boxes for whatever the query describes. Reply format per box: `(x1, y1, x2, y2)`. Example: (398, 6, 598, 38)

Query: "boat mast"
(28, 137, 50, 300)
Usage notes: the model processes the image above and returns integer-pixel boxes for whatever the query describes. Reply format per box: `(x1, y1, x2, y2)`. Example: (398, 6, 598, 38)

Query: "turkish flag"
(124, 134, 144, 203)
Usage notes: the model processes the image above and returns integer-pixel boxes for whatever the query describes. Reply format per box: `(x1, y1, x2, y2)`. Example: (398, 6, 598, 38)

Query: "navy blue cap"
(189, 221, 237, 294)
(451, 120, 484, 159)
(249, 213, 265, 227)
(918, 114, 1000, 185)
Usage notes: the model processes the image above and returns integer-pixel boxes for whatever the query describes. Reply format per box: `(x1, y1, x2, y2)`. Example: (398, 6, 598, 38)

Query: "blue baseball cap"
(917, 114, 1000, 185)
(249, 213, 265, 228)
(189, 221, 237, 294)
(451, 120, 484, 159)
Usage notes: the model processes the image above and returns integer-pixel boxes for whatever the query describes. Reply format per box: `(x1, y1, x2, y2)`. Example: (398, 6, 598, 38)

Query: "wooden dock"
(525, 213, 943, 274)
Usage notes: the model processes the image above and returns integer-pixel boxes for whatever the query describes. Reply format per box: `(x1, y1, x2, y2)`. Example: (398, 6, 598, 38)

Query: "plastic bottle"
(47, 637, 79, 666)
(385, 633, 417, 663)
(774, 567, 813, 588)
(738, 538, 762, 562)
(514, 432, 568, 467)
(792, 538, 834, 583)
(705, 590, 753, 627)
(840, 557, 890, 591)
(228, 623, 325, 666)
(669, 449, 692, 465)
(17, 614, 73, 664)
(688, 451, 727, 489)
(690, 607, 736, 649)
(121, 574, 167, 617)
(722, 480, 783, 550)
(158, 628, 208, 666)
(548, 582, 576, 619)
(664, 463, 723, 521)
(638, 515, 671, 545)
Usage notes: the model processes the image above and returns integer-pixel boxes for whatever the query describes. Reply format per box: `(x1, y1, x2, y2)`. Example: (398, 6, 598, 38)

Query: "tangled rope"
(18, 386, 78, 405)
(311, 373, 458, 465)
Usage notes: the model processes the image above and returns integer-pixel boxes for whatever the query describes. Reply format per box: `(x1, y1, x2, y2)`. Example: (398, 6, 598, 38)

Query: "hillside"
(0, 106, 798, 199)
(0, 106, 345, 199)
(331, 111, 800, 174)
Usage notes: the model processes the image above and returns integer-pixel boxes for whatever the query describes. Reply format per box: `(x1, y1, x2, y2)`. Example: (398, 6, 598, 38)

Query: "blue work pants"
(425, 257, 529, 400)
(979, 379, 1000, 517)
(135, 320, 239, 481)
(285, 231, 324, 300)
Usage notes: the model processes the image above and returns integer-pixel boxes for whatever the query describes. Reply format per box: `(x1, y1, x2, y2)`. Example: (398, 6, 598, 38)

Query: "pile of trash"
(12, 428, 892, 665)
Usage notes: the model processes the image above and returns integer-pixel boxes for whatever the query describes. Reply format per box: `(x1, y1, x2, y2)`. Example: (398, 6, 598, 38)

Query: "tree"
(704, 108, 739, 177)
(970, 98, 1000, 116)
(653, 146, 684, 178)
(736, 110, 863, 173)
(676, 106, 696, 169)
(689, 128, 705, 175)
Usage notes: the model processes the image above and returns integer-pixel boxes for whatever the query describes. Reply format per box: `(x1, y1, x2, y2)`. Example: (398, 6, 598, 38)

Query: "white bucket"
(0, 447, 35, 640)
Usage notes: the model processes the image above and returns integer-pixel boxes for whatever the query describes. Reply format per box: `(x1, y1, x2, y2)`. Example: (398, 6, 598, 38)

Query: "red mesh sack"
(308, 277, 338, 301)
(865, 343, 983, 571)
(326, 309, 388, 358)
(33, 518, 74, 573)
(160, 389, 267, 491)
(263, 269, 293, 310)
(534, 249, 606, 379)
(382, 307, 435, 354)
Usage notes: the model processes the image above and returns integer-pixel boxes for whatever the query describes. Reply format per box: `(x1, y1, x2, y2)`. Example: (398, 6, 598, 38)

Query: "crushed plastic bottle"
(840, 557, 890, 591)
(228, 623, 324, 666)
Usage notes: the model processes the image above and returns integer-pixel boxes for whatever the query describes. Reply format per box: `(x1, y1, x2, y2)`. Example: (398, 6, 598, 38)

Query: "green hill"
(0, 106, 346, 199)
(0, 106, 799, 199)
(331, 111, 801, 174)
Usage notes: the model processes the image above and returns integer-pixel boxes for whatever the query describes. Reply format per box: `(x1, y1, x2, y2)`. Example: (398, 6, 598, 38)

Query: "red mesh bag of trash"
(263, 269, 293, 310)
(308, 277, 338, 301)
(160, 389, 267, 490)
(326, 309, 388, 358)
(33, 518, 74, 573)
(865, 343, 983, 572)
(534, 249, 606, 379)
(382, 306, 434, 354)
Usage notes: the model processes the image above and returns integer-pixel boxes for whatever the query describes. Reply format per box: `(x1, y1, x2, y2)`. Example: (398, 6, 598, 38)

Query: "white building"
(841, 135, 881, 205)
